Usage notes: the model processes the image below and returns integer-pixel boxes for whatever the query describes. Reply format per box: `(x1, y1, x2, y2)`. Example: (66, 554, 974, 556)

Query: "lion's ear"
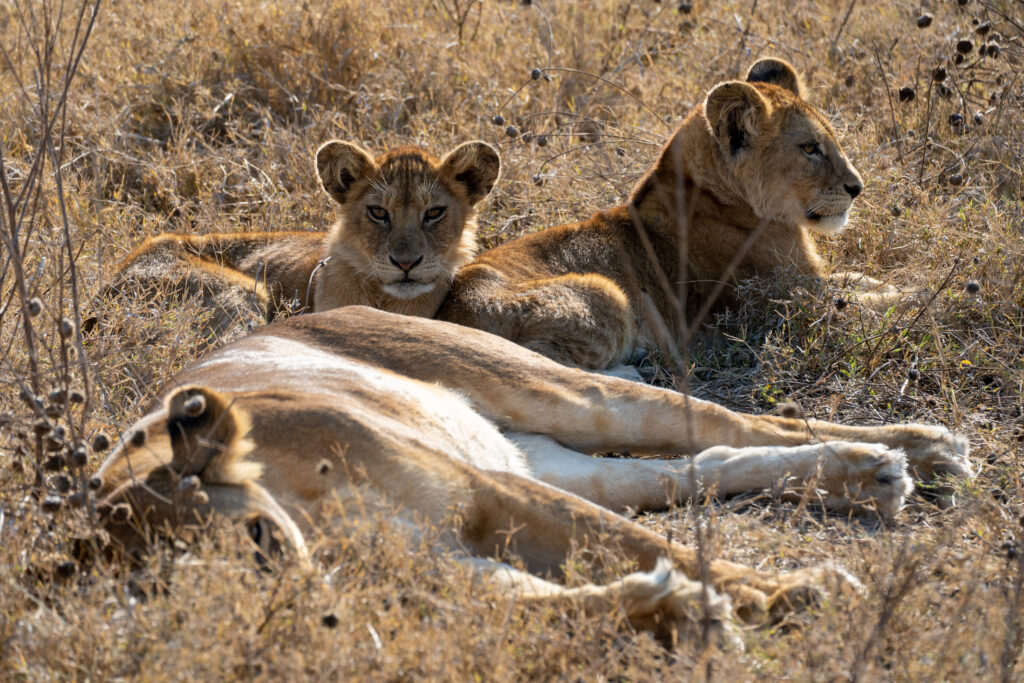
(704, 81, 770, 157)
(164, 385, 255, 483)
(746, 58, 805, 98)
(439, 141, 501, 205)
(316, 141, 377, 205)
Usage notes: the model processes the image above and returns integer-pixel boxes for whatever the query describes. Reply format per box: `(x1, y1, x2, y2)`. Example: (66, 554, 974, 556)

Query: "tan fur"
(88, 142, 500, 339)
(436, 59, 880, 369)
(94, 306, 972, 642)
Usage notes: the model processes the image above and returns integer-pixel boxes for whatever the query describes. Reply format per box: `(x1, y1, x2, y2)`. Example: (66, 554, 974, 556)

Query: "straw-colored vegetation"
(1, 0, 1022, 678)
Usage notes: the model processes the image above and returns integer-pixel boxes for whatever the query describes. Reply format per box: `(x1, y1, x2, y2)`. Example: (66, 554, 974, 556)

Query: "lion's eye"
(424, 206, 446, 222)
(801, 142, 823, 157)
(367, 206, 389, 222)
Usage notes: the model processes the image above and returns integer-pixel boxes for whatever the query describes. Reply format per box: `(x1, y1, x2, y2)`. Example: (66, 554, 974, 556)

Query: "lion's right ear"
(746, 58, 805, 98)
(704, 81, 770, 157)
(439, 141, 501, 205)
(164, 385, 258, 484)
(316, 141, 377, 205)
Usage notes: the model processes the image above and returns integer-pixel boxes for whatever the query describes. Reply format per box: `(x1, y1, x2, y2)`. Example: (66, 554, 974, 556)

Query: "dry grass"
(2, 0, 1023, 678)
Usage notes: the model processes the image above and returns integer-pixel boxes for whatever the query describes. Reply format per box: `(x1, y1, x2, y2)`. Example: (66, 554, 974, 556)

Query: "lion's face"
(316, 141, 500, 299)
(705, 59, 864, 234)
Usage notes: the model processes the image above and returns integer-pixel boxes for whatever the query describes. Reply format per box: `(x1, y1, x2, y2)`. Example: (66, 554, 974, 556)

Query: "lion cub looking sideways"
(426, 58, 879, 370)
(89, 141, 500, 339)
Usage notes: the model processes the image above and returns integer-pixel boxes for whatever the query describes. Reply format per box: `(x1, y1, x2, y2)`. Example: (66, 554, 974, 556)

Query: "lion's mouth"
(381, 279, 436, 299)
(804, 209, 850, 235)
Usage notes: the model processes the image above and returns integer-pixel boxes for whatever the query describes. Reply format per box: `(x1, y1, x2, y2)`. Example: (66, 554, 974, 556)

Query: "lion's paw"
(817, 442, 914, 517)
(620, 558, 741, 650)
(731, 562, 862, 625)
(898, 425, 973, 482)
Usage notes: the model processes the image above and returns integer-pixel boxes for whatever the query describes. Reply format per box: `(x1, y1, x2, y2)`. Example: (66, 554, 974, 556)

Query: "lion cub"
(88, 141, 500, 340)
(435, 58, 884, 370)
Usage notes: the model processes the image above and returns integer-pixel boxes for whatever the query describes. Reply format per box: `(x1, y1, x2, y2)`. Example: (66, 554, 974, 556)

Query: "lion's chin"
(805, 210, 849, 235)
(381, 280, 436, 299)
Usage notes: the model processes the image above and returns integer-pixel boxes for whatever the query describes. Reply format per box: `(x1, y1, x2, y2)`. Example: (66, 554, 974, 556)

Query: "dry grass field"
(2, 0, 1024, 678)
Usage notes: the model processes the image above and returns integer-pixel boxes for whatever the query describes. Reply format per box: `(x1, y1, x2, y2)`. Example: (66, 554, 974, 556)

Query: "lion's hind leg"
(466, 556, 739, 649)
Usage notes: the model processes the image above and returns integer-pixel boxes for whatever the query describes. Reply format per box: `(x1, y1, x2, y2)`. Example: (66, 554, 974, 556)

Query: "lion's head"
(315, 141, 500, 309)
(703, 58, 863, 234)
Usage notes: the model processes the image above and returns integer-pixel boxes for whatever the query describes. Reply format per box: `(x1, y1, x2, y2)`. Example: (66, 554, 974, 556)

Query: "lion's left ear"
(746, 58, 805, 98)
(439, 141, 501, 205)
(705, 81, 770, 157)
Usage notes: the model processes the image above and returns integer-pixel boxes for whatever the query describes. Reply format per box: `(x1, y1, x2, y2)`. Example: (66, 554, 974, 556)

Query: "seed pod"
(985, 43, 1001, 59)
(976, 22, 990, 36)
(53, 475, 72, 494)
(932, 66, 947, 82)
(966, 280, 981, 293)
(916, 14, 933, 28)
(536, 134, 548, 147)
(91, 433, 111, 452)
(27, 298, 42, 317)
(505, 125, 518, 138)
(53, 561, 76, 579)
(678, 1, 693, 13)
(530, 68, 542, 80)
(532, 174, 544, 187)
(88, 476, 102, 491)
(835, 297, 848, 311)
(956, 39, 973, 54)
(34, 420, 52, 436)
(973, 111, 984, 125)
(41, 495, 63, 513)
(936, 84, 953, 99)
(44, 404, 62, 419)
(948, 173, 964, 186)
(70, 446, 88, 468)
(45, 437, 64, 452)
(957, 0, 968, 5)
(908, 368, 920, 381)
(491, 114, 505, 126)
(953, 53, 964, 65)
(48, 389, 67, 403)
(949, 113, 965, 128)
(521, 131, 533, 143)
(60, 318, 75, 338)
(69, 391, 84, 404)
(898, 87, 916, 103)
(68, 492, 85, 508)
(844, 74, 855, 87)
(322, 613, 340, 628)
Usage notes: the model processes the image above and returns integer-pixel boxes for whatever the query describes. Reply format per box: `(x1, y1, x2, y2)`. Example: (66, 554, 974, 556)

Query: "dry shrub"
(2, 0, 1023, 678)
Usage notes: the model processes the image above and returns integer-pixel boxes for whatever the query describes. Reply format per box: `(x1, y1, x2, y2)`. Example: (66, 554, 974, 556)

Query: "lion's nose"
(844, 183, 863, 199)
(389, 255, 424, 273)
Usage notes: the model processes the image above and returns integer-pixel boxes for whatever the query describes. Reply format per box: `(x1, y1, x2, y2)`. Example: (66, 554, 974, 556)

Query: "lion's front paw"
(717, 560, 862, 627)
(896, 425, 973, 483)
(816, 442, 914, 517)
(766, 563, 862, 620)
(620, 558, 740, 649)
